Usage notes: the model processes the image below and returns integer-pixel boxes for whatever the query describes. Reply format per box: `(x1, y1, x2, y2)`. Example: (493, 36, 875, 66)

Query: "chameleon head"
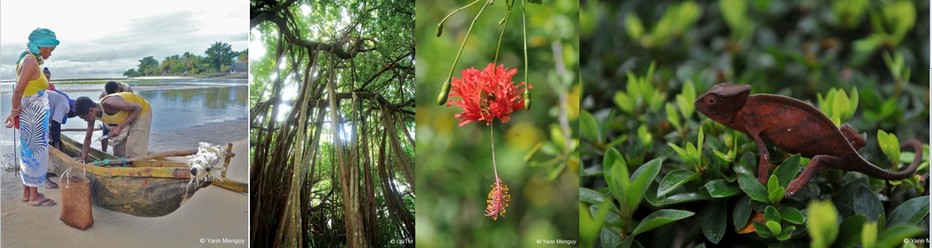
(695, 83, 751, 125)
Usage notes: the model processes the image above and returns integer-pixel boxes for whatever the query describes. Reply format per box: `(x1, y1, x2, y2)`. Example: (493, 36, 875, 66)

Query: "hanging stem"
(490, 122, 500, 182)
(438, 0, 491, 105)
(493, 1, 514, 64)
(436, 0, 482, 37)
(520, 0, 531, 110)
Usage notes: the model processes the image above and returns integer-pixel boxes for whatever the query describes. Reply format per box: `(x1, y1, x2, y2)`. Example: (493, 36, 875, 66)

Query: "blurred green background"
(580, 0, 929, 247)
(415, 0, 580, 247)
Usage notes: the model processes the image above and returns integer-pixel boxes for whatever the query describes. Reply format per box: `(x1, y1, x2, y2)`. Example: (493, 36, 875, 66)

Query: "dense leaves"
(249, 0, 414, 247)
(580, 0, 929, 247)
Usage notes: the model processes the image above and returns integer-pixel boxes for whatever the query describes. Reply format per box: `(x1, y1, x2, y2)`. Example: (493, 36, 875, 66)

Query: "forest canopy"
(249, 0, 415, 247)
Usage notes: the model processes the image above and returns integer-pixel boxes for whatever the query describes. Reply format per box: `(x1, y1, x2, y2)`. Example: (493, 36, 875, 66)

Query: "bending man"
(73, 92, 152, 161)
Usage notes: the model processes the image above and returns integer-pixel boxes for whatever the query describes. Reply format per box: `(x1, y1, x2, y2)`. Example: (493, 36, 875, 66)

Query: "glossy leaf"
(779, 207, 805, 225)
(738, 174, 770, 204)
(887, 196, 930, 227)
(625, 158, 662, 211)
(631, 209, 695, 236)
(699, 200, 727, 244)
(773, 155, 801, 188)
(733, 196, 753, 230)
(580, 187, 606, 205)
(837, 215, 868, 248)
(657, 169, 698, 197)
(704, 179, 739, 198)
(876, 225, 924, 248)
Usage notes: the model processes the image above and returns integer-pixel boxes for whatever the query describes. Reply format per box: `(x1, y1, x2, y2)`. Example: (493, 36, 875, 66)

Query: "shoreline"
(0, 74, 247, 84)
(1, 119, 249, 247)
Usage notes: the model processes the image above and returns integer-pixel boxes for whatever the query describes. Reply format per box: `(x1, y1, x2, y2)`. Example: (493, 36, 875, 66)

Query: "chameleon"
(695, 83, 922, 196)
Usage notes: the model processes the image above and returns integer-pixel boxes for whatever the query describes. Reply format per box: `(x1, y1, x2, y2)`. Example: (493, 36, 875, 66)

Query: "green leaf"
(807, 201, 840, 248)
(738, 174, 770, 204)
(579, 187, 606, 205)
(631, 209, 695, 236)
(700, 200, 727, 244)
(625, 159, 663, 211)
(876, 225, 924, 248)
(666, 103, 682, 130)
(609, 156, 630, 210)
(764, 206, 781, 223)
(679, 80, 696, 118)
(754, 222, 774, 239)
(720, 0, 748, 36)
(614, 91, 635, 114)
(580, 201, 612, 248)
(637, 124, 653, 148)
(773, 155, 802, 188)
(733, 196, 752, 230)
(600, 227, 621, 248)
(704, 179, 740, 198)
(766, 220, 782, 238)
(861, 222, 877, 248)
(887, 196, 930, 227)
(580, 111, 601, 143)
(625, 14, 645, 40)
(837, 215, 868, 248)
(657, 169, 698, 197)
(777, 226, 796, 241)
(877, 130, 901, 166)
(767, 175, 784, 204)
(527, 0, 543, 4)
(780, 207, 805, 225)
(853, 185, 884, 222)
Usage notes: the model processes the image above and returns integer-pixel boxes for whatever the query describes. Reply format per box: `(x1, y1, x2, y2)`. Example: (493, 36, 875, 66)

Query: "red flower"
(484, 178, 511, 221)
(447, 63, 531, 126)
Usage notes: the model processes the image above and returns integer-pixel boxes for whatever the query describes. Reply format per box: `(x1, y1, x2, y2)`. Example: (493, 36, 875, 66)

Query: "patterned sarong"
(18, 90, 49, 187)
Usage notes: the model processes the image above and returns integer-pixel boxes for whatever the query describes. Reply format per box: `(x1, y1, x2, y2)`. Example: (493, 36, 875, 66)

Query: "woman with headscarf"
(4, 28, 60, 207)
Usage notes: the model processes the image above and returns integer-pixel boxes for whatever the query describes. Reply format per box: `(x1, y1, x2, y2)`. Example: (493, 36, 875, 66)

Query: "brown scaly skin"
(695, 83, 922, 196)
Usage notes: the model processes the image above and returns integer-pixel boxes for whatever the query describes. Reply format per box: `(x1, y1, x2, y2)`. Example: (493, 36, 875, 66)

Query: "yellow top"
(16, 54, 49, 97)
(100, 92, 151, 125)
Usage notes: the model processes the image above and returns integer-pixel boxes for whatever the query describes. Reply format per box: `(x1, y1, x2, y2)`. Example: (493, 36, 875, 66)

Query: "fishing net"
(60, 168, 93, 230)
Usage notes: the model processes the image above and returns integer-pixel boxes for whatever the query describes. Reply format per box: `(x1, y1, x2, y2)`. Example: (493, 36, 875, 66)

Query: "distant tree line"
(123, 41, 248, 77)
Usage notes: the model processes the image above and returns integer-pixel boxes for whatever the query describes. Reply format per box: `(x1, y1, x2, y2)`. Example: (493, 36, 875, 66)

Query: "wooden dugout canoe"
(48, 135, 246, 217)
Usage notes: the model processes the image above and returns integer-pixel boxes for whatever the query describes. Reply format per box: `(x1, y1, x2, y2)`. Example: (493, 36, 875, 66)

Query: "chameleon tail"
(853, 139, 923, 180)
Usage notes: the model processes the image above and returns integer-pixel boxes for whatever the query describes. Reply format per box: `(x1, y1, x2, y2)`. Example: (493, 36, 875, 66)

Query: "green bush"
(580, 0, 929, 247)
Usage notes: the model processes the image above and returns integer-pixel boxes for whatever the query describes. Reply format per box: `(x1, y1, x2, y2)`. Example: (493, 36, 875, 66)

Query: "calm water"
(0, 78, 247, 151)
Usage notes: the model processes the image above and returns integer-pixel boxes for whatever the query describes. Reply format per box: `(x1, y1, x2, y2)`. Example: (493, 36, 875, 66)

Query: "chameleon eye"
(707, 97, 715, 104)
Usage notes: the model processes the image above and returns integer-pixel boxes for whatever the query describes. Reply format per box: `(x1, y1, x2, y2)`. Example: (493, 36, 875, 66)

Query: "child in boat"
(73, 92, 152, 162)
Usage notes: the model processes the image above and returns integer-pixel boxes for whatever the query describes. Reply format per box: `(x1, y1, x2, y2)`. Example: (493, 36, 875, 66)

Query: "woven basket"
(60, 168, 93, 230)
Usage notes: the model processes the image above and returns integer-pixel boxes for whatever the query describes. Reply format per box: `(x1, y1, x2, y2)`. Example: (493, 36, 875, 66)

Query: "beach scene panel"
(0, 0, 249, 247)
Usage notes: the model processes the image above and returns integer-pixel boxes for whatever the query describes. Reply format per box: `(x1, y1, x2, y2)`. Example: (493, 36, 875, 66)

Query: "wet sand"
(1, 120, 249, 247)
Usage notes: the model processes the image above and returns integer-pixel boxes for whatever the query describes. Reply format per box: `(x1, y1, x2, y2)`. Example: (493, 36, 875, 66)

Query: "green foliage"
(807, 201, 840, 248)
(124, 42, 243, 77)
(582, 0, 928, 246)
(817, 87, 859, 126)
(877, 130, 901, 166)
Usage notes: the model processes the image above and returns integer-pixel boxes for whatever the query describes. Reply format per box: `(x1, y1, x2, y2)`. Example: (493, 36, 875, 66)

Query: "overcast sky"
(0, 0, 248, 80)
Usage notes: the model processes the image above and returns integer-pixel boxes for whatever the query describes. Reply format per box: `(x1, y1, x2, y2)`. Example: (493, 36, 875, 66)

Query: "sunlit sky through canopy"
(0, 0, 248, 79)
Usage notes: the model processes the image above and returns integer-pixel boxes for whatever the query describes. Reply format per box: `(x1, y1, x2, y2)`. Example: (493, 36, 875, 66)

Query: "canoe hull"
(50, 136, 207, 217)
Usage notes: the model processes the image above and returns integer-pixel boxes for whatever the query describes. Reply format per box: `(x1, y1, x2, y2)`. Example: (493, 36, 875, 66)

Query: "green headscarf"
(18, 28, 60, 65)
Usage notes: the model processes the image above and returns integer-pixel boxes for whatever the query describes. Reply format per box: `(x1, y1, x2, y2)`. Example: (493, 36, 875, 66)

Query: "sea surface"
(0, 78, 248, 156)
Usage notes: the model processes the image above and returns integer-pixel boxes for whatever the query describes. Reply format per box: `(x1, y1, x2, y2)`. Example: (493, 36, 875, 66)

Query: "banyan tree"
(249, 0, 415, 247)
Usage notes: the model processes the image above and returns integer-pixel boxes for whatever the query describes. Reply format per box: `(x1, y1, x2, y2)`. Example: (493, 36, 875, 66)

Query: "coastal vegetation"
(123, 41, 247, 77)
